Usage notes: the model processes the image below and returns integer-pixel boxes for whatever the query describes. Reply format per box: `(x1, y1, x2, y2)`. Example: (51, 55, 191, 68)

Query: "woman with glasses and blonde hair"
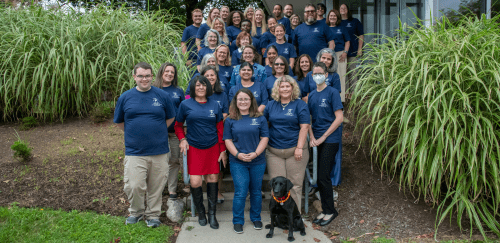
(224, 88, 269, 234)
(264, 75, 310, 213)
(244, 6, 255, 22)
(214, 44, 233, 84)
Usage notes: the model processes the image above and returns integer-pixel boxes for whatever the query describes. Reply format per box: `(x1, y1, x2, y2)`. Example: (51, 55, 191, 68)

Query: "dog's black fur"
(266, 176, 306, 242)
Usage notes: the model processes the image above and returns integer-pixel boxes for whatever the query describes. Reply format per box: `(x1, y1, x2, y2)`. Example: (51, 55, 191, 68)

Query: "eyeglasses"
(237, 98, 251, 102)
(274, 63, 285, 66)
(136, 75, 152, 79)
(304, 10, 316, 14)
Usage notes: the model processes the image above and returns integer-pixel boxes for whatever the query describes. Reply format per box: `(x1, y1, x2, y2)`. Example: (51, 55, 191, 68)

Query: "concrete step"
(186, 192, 307, 212)
(201, 174, 272, 192)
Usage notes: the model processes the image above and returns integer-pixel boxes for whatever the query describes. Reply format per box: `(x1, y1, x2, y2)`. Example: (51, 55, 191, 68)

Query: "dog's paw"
(266, 233, 273, 238)
(300, 230, 306, 236)
(287, 236, 295, 242)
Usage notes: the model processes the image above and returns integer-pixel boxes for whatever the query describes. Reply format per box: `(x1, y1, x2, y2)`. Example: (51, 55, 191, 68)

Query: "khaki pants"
(123, 153, 169, 219)
(266, 145, 309, 213)
(336, 51, 348, 102)
(166, 133, 181, 193)
(346, 56, 359, 96)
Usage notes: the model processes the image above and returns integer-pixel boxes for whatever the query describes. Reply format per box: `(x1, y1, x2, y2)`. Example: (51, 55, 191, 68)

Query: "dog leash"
(273, 191, 291, 205)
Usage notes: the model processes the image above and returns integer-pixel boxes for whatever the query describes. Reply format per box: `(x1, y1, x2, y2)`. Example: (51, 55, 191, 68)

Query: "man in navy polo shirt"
(114, 62, 176, 228)
(292, 4, 334, 62)
(182, 9, 203, 66)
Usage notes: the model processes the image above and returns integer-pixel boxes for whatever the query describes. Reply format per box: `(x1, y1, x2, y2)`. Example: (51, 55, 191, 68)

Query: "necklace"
(281, 102, 289, 110)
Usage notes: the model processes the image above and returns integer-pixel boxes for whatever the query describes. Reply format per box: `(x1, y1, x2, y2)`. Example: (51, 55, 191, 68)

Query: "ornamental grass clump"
(350, 14, 500, 238)
(0, 4, 192, 122)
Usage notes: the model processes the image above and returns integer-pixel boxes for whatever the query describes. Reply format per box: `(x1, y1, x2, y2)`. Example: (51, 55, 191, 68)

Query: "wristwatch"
(344, 50, 348, 53)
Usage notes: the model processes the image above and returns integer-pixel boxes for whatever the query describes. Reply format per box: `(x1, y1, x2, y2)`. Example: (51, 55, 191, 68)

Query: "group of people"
(114, 2, 364, 234)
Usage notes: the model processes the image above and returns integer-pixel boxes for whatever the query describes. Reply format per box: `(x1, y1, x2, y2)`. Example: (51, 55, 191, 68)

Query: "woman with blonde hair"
(264, 75, 310, 213)
(214, 44, 233, 84)
(251, 8, 267, 40)
(244, 6, 255, 22)
(211, 18, 230, 45)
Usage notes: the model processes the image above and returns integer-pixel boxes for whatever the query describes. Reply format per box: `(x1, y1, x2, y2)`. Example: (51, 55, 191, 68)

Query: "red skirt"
(187, 144, 220, 175)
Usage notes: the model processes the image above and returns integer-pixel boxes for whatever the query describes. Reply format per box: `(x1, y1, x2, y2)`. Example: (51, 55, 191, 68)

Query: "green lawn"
(0, 203, 173, 242)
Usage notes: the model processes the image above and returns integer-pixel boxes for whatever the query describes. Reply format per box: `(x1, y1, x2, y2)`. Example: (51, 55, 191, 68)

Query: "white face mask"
(313, 74, 326, 85)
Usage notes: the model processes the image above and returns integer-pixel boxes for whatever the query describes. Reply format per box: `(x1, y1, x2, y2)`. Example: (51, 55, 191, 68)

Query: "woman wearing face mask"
(231, 32, 254, 67)
(264, 75, 310, 214)
(293, 54, 313, 102)
(196, 8, 220, 51)
(259, 17, 277, 55)
(189, 54, 229, 97)
(226, 11, 244, 45)
(197, 29, 222, 72)
(327, 9, 350, 103)
(251, 8, 266, 40)
(308, 61, 343, 227)
(152, 63, 185, 200)
(263, 24, 296, 69)
(215, 44, 233, 85)
(307, 48, 341, 93)
(228, 62, 268, 113)
(229, 45, 267, 88)
(263, 56, 292, 100)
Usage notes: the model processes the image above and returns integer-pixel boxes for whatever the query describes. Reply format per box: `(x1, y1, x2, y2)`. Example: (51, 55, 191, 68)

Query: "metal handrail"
(183, 154, 195, 217)
(304, 135, 318, 215)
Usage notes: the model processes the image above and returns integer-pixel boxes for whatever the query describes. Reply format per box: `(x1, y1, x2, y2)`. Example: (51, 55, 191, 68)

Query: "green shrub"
(20, 116, 38, 130)
(350, 14, 500, 238)
(89, 102, 114, 123)
(0, 5, 193, 122)
(11, 131, 32, 162)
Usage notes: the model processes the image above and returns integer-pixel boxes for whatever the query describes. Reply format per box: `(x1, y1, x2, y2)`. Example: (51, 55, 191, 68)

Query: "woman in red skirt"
(175, 75, 228, 229)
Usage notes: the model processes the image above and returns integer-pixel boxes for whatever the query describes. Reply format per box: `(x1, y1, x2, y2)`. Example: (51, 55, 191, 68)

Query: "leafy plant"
(11, 131, 32, 162)
(89, 102, 114, 123)
(350, 14, 500, 238)
(0, 4, 193, 122)
(20, 117, 38, 130)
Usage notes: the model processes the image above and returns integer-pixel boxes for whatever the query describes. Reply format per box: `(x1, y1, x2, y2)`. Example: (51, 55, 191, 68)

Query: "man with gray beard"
(292, 4, 334, 62)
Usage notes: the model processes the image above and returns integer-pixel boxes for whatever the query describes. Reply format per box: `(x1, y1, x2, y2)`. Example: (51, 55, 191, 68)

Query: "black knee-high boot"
(191, 186, 207, 226)
(206, 182, 219, 229)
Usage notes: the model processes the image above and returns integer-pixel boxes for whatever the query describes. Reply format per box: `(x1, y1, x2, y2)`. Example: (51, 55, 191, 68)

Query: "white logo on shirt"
(216, 100, 222, 108)
(320, 99, 328, 107)
(284, 48, 289, 54)
(220, 81, 225, 87)
(152, 98, 162, 107)
(347, 23, 352, 27)
(253, 91, 259, 98)
(313, 28, 319, 33)
(337, 29, 342, 34)
(284, 109, 294, 116)
(250, 118, 259, 125)
(224, 71, 229, 77)
(326, 80, 330, 86)
(209, 110, 215, 117)
(172, 92, 180, 99)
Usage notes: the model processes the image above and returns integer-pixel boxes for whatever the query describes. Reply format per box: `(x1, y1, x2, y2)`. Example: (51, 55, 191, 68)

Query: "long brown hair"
(228, 88, 262, 120)
(293, 54, 313, 80)
(153, 62, 178, 89)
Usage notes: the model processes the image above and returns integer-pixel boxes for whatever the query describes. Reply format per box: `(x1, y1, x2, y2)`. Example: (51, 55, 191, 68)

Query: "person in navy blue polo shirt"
(224, 88, 269, 234)
(293, 54, 313, 102)
(214, 44, 233, 84)
(229, 62, 268, 113)
(174, 76, 227, 229)
(307, 48, 341, 92)
(197, 29, 222, 72)
(252, 8, 266, 40)
(264, 75, 310, 213)
(114, 62, 176, 228)
(259, 17, 277, 56)
(273, 4, 292, 37)
(226, 11, 244, 47)
(152, 62, 185, 201)
(263, 24, 297, 69)
(231, 31, 255, 67)
(340, 4, 364, 98)
(263, 56, 294, 100)
(196, 8, 220, 51)
(292, 4, 334, 63)
(308, 61, 343, 227)
(327, 9, 351, 103)
(182, 9, 203, 66)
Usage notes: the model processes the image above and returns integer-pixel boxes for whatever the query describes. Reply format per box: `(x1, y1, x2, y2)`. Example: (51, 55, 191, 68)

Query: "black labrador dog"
(266, 176, 306, 242)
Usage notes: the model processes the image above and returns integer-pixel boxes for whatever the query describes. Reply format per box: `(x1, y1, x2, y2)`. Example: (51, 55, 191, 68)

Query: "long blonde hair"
(271, 75, 301, 101)
(251, 8, 267, 37)
(211, 17, 229, 44)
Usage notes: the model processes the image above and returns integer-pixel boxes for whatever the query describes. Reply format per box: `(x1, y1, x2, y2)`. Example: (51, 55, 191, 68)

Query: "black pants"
(317, 142, 339, 215)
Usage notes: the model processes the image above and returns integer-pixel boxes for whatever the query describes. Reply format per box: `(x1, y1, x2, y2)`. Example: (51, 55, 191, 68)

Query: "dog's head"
(269, 176, 294, 198)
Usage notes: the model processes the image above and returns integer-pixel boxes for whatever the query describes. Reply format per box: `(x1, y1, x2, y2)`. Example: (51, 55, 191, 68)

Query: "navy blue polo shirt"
(308, 86, 343, 143)
(223, 115, 269, 165)
(330, 26, 351, 53)
(306, 71, 341, 92)
(161, 86, 185, 133)
(228, 81, 268, 107)
(340, 18, 364, 57)
(182, 25, 200, 61)
(292, 21, 334, 62)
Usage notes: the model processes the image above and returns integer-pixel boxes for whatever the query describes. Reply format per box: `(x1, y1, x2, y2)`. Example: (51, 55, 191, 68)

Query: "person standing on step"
(308, 61, 343, 226)
(224, 88, 269, 234)
(181, 9, 203, 67)
(175, 76, 228, 229)
(152, 62, 185, 201)
(114, 62, 176, 228)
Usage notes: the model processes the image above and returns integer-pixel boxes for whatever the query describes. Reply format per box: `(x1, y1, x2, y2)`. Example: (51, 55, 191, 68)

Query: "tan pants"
(123, 153, 169, 219)
(166, 133, 181, 194)
(266, 145, 309, 213)
(346, 56, 359, 96)
(336, 51, 348, 102)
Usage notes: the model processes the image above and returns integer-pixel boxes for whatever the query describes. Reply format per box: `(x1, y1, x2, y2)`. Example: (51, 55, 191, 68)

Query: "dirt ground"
(0, 115, 496, 242)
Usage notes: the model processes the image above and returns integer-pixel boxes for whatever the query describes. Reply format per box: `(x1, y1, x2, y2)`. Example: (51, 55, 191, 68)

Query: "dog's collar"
(273, 191, 291, 205)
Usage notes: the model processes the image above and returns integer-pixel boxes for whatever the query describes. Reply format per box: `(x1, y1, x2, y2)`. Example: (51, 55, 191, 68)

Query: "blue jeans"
(230, 161, 266, 225)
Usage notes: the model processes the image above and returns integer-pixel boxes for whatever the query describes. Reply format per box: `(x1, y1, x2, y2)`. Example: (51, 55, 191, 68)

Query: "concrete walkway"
(176, 211, 331, 243)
